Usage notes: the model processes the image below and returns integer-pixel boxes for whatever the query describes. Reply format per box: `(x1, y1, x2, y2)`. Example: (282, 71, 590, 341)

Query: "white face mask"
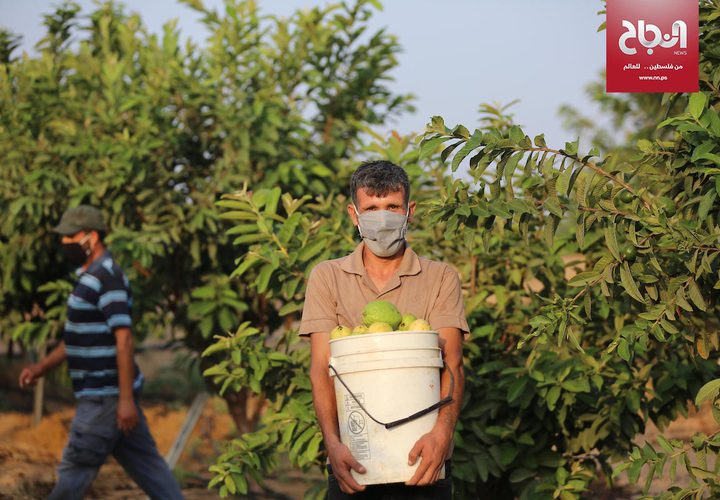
(354, 205, 409, 258)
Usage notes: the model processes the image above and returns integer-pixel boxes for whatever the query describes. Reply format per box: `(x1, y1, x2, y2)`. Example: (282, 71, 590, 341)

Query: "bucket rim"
(329, 355, 444, 375)
(331, 346, 441, 357)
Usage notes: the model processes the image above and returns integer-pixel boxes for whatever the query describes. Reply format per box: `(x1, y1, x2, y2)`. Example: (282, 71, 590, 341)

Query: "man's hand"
(405, 427, 452, 486)
(327, 440, 367, 494)
(117, 398, 139, 435)
(18, 342, 66, 389)
(18, 364, 43, 388)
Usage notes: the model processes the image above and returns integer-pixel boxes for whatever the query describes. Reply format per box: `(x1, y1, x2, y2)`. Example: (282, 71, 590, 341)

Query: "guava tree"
(417, 2, 720, 497)
(201, 132, 443, 498)
(0, 0, 410, 431)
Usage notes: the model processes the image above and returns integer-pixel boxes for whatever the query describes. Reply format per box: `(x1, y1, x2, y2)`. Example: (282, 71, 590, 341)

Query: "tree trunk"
(222, 387, 266, 435)
(32, 343, 46, 426)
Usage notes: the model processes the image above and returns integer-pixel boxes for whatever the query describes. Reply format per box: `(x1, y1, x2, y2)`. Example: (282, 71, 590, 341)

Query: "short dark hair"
(350, 160, 410, 208)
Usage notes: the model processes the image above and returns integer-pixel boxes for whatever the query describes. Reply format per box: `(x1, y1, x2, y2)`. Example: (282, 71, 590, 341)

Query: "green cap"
(52, 205, 108, 235)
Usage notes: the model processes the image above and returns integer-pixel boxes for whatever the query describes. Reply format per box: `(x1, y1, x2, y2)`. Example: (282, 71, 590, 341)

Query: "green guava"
(407, 318, 431, 331)
(351, 325, 368, 335)
(367, 322, 393, 333)
(398, 314, 417, 331)
(330, 325, 352, 339)
(362, 300, 402, 330)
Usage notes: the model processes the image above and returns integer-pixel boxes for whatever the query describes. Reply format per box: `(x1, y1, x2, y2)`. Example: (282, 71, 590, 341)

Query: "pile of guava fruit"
(330, 300, 432, 339)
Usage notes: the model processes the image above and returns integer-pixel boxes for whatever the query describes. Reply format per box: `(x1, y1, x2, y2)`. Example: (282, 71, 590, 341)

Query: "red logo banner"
(606, 0, 698, 93)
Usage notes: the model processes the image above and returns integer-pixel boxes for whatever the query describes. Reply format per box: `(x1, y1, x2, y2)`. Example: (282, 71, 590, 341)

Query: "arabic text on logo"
(619, 19, 687, 55)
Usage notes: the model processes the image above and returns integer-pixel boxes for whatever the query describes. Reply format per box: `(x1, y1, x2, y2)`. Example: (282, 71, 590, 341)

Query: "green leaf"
(452, 124, 470, 139)
(499, 444, 519, 466)
(279, 302, 303, 316)
(419, 136, 452, 160)
(440, 141, 463, 163)
(697, 189, 716, 222)
(620, 261, 645, 304)
(637, 139, 653, 153)
(659, 318, 678, 334)
(509, 468, 535, 483)
(689, 92, 707, 119)
(264, 187, 282, 216)
(220, 210, 257, 221)
(256, 263, 275, 293)
(232, 255, 260, 278)
(695, 379, 720, 406)
(604, 225, 622, 261)
(618, 338, 631, 362)
(233, 233, 269, 245)
(612, 462, 631, 479)
(191, 286, 215, 299)
(568, 271, 600, 287)
(224, 474, 236, 494)
(233, 474, 248, 495)
(544, 198, 563, 218)
(690, 466, 716, 480)
(451, 130, 482, 172)
(675, 288, 693, 312)
(686, 278, 707, 311)
(696, 152, 720, 165)
(546, 386, 561, 410)
(657, 435, 674, 454)
(561, 378, 590, 393)
(584, 291, 592, 318)
(544, 214, 559, 247)
(507, 377, 528, 403)
(509, 126, 525, 144)
(627, 458, 645, 484)
(298, 238, 327, 262)
(563, 139, 579, 156)
(567, 164, 584, 196)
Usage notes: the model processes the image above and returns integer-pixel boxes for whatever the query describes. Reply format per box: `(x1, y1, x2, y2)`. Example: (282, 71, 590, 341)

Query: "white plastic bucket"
(329, 330, 446, 485)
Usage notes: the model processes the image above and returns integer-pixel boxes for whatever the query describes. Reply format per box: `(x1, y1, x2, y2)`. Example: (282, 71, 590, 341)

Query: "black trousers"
(326, 460, 452, 499)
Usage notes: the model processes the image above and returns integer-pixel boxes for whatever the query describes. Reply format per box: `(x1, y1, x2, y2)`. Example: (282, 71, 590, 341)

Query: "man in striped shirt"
(19, 205, 182, 500)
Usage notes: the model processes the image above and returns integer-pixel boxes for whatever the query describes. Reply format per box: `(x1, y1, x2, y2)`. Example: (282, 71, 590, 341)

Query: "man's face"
(61, 230, 89, 246)
(347, 187, 416, 227)
(62, 230, 99, 252)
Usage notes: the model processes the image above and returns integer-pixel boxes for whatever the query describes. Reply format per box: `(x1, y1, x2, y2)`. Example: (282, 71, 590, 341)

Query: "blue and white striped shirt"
(64, 252, 143, 398)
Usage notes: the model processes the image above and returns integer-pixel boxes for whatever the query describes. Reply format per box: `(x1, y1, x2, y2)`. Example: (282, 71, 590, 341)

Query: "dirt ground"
(0, 396, 323, 499)
(0, 397, 234, 499)
(0, 346, 322, 500)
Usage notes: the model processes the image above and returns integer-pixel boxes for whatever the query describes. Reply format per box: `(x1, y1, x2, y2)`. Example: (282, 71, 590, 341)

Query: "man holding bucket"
(300, 161, 468, 498)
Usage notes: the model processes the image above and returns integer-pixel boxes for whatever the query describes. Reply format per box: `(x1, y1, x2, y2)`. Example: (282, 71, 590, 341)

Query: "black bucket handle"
(328, 360, 454, 430)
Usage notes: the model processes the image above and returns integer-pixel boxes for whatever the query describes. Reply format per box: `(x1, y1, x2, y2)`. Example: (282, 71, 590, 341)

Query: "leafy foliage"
(0, 0, 409, 355)
(203, 1, 720, 498)
(7, 0, 720, 498)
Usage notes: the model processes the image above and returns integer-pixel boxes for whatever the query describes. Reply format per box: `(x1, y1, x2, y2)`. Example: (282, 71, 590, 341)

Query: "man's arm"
(309, 331, 366, 494)
(18, 341, 67, 388)
(406, 326, 464, 486)
(115, 327, 138, 434)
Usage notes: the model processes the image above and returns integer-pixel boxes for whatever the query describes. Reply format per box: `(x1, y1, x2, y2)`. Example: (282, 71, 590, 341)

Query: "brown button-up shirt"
(300, 242, 469, 336)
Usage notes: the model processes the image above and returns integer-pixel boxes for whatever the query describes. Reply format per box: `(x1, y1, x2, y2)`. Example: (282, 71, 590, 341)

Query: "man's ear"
(347, 204, 359, 226)
(88, 230, 100, 248)
(408, 201, 417, 221)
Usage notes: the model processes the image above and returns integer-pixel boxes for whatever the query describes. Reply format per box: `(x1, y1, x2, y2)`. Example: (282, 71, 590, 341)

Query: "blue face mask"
(354, 205, 409, 257)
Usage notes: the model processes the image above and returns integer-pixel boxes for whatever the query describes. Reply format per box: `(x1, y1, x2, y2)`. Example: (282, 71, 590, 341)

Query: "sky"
(0, 0, 608, 148)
